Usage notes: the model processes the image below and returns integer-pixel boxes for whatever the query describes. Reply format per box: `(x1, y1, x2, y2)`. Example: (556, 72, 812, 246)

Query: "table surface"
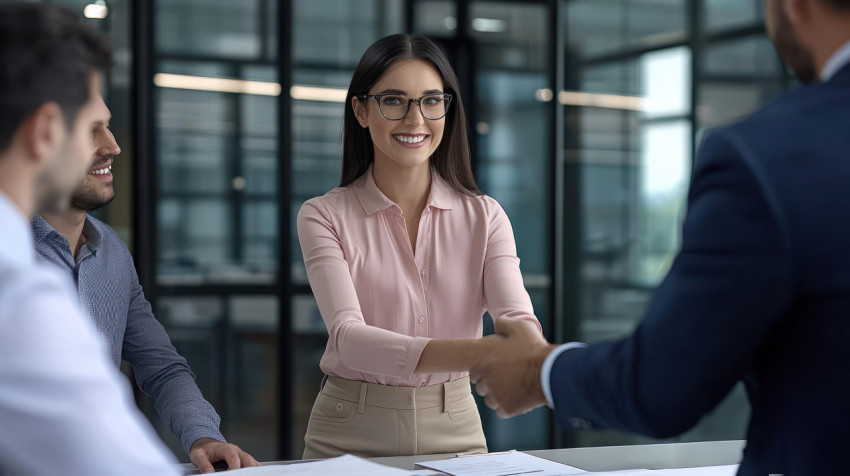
(181, 440, 745, 473)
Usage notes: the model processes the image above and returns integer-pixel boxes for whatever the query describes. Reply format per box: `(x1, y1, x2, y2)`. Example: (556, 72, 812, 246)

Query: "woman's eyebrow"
(375, 88, 407, 94)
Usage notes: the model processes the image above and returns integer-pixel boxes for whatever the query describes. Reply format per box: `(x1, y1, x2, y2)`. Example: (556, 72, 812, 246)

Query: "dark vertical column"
(558, 1, 584, 450)
(549, 0, 568, 450)
(132, 0, 156, 306)
(276, 0, 294, 460)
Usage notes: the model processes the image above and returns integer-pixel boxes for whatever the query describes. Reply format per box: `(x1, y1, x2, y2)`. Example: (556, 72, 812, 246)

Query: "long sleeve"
(0, 269, 179, 476)
(548, 129, 793, 438)
(297, 199, 431, 379)
(122, 257, 225, 455)
(482, 199, 543, 332)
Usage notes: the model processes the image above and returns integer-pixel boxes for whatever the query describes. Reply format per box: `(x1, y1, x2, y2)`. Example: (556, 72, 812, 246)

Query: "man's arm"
(0, 270, 179, 476)
(547, 129, 793, 437)
(473, 129, 793, 437)
(122, 253, 258, 470)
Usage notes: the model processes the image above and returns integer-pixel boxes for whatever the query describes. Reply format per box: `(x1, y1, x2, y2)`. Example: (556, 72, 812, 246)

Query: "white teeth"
(89, 166, 112, 175)
(394, 134, 426, 144)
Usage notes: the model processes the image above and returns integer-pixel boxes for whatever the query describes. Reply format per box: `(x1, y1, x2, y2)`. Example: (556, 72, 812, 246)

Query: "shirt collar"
(32, 214, 104, 252)
(0, 190, 35, 267)
(352, 164, 454, 216)
(820, 40, 850, 82)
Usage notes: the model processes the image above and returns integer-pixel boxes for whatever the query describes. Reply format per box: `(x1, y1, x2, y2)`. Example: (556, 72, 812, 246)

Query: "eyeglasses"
(359, 93, 453, 120)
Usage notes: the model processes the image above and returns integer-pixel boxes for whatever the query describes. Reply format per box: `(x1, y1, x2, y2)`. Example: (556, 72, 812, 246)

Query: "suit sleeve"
(549, 129, 794, 438)
(122, 250, 225, 455)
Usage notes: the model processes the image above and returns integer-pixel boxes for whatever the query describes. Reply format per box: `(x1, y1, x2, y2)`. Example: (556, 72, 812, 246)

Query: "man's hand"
(470, 316, 557, 418)
(189, 438, 260, 473)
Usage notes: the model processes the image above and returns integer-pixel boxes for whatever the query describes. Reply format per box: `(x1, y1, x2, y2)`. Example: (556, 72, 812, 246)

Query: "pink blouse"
(297, 167, 541, 387)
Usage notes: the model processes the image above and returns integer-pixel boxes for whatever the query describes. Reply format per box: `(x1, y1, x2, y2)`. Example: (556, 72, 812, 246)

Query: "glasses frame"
(359, 93, 454, 121)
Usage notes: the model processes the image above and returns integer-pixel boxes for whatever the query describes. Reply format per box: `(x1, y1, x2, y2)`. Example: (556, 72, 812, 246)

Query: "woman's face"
(353, 58, 447, 172)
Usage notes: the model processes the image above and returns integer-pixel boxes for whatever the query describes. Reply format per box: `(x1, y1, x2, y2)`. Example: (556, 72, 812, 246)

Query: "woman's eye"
(382, 96, 404, 105)
(423, 96, 441, 106)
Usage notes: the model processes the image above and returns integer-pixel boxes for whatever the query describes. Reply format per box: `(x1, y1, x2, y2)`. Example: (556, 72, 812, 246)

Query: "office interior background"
(30, 0, 792, 462)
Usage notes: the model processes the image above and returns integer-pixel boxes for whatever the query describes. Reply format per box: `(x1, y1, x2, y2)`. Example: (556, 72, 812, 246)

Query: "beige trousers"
(302, 376, 487, 459)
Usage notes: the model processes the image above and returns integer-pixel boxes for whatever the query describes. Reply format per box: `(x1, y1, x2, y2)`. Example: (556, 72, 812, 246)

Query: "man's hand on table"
(470, 316, 557, 418)
(190, 438, 261, 473)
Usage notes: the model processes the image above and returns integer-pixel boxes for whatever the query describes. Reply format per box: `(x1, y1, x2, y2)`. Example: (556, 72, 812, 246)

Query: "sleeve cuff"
(541, 342, 586, 408)
(401, 336, 433, 379)
(183, 427, 226, 455)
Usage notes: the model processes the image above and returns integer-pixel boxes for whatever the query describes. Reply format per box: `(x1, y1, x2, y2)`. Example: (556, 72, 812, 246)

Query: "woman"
(297, 33, 542, 459)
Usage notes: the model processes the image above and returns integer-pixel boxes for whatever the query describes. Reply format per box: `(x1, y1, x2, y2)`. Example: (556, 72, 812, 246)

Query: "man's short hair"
(824, 0, 850, 9)
(0, 3, 113, 152)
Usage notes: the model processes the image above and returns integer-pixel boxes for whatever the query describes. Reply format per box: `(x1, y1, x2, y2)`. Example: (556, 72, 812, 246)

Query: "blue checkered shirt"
(32, 215, 225, 455)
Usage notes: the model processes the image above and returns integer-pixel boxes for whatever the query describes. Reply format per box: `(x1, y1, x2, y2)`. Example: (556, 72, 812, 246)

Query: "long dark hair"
(341, 33, 480, 196)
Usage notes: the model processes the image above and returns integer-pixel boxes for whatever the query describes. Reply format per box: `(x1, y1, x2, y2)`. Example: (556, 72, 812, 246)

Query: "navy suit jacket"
(550, 63, 850, 476)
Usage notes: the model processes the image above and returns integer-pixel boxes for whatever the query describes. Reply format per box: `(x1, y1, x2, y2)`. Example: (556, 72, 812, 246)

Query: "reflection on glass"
(415, 0, 458, 37)
(640, 47, 691, 119)
(227, 296, 279, 461)
(704, 0, 762, 32)
(155, 62, 279, 284)
(566, 0, 686, 58)
(293, 0, 404, 66)
(699, 36, 784, 129)
(156, 0, 264, 58)
(637, 120, 690, 284)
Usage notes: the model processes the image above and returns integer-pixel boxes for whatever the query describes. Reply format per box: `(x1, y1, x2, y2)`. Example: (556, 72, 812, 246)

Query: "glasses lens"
(379, 95, 407, 120)
(420, 94, 448, 119)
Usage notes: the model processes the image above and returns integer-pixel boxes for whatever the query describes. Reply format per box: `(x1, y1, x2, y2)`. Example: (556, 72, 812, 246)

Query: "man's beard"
(71, 178, 115, 212)
(774, 2, 818, 84)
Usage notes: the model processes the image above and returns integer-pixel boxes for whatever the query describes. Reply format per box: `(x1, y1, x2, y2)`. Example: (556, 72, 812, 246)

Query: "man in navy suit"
(471, 1, 850, 474)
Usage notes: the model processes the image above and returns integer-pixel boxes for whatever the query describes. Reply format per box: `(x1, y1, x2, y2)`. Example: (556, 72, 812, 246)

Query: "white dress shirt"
(540, 39, 850, 410)
(821, 40, 850, 82)
(0, 191, 178, 475)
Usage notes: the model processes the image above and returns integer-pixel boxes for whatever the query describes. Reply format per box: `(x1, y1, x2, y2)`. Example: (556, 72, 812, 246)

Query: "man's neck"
(41, 208, 88, 259)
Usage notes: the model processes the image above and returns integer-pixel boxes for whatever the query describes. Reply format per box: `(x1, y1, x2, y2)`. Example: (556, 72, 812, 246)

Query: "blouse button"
(418, 316, 425, 323)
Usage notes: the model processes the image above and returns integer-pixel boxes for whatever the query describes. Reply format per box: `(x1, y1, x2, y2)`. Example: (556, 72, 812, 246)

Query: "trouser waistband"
(322, 376, 472, 414)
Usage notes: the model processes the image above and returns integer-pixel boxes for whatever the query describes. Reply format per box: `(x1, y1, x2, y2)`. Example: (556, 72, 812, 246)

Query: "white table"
(180, 440, 745, 474)
(370, 440, 745, 472)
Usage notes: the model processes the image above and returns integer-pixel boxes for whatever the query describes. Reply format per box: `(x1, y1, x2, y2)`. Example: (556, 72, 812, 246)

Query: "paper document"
(415, 450, 588, 475)
(199, 454, 436, 475)
(583, 466, 739, 476)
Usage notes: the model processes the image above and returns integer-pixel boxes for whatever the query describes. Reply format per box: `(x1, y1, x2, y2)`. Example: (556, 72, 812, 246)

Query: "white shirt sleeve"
(0, 269, 180, 476)
(540, 342, 587, 408)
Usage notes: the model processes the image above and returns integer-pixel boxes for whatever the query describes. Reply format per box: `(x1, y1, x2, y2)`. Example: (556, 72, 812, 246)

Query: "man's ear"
(352, 96, 369, 128)
(783, 0, 812, 31)
(23, 102, 66, 166)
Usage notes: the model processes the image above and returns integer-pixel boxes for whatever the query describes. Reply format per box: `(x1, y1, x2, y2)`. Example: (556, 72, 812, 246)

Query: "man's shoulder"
(725, 82, 846, 137)
(700, 82, 849, 170)
(0, 259, 77, 316)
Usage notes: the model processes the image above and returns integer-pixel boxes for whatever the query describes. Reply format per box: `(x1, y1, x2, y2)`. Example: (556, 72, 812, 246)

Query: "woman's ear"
(351, 96, 369, 128)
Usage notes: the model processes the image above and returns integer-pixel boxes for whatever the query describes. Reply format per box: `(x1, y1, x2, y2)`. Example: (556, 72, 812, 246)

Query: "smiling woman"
(295, 33, 543, 459)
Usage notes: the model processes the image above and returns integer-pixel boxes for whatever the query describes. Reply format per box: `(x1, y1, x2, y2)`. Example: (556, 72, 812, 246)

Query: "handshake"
(470, 317, 559, 419)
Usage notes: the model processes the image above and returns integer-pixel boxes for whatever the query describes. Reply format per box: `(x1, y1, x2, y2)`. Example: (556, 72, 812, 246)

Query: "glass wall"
(143, 0, 282, 461)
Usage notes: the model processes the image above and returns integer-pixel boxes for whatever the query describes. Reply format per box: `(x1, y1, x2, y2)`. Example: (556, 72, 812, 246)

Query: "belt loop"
(320, 374, 328, 391)
(358, 382, 367, 414)
(443, 382, 449, 413)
